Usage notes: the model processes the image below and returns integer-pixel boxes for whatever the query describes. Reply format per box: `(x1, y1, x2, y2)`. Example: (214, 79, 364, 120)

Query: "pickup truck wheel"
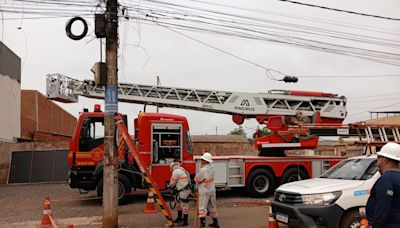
(96, 174, 132, 205)
(281, 167, 308, 184)
(246, 169, 275, 198)
(340, 210, 360, 228)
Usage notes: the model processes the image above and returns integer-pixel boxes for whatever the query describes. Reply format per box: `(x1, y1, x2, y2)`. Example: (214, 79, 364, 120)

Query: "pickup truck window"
(320, 158, 377, 180)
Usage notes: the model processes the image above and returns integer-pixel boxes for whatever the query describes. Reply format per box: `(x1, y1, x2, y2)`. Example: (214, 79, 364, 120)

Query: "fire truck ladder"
(115, 116, 173, 227)
(351, 123, 400, 145)
(46, 73, 347, 124)
(307, 123, 400, 145)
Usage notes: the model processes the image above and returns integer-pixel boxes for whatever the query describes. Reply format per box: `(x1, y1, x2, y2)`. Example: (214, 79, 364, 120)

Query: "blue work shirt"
(366, 170, 400, 228)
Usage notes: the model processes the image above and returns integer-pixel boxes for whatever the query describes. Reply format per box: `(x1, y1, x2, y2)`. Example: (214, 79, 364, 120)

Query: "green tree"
(229, 126, 246, 138)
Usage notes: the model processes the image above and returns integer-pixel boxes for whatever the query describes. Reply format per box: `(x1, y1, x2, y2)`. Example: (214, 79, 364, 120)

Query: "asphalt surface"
(0, 183, 287, 227)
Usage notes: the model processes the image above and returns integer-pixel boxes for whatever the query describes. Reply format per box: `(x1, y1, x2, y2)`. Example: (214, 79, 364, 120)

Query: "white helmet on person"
(377, 142, 400, 162)
(170, 162, 180, 171)
(201, 152, 213, 163)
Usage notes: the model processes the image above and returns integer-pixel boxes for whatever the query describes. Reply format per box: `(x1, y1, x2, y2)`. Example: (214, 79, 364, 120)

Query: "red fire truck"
(47, 74, 349, 200)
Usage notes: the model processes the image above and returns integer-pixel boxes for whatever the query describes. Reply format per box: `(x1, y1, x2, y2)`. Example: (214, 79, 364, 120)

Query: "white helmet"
(170, 162, 180, 171)
(201, 152, 213, 163)
(377, 142, 400, 162)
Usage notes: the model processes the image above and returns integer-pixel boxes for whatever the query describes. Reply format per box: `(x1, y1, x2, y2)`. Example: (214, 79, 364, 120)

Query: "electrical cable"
(278, 0, 400, 22)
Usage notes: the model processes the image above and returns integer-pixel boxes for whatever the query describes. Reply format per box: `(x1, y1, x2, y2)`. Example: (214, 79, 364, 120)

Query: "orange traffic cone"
(143, 192, 157, 213)
(40, 196, 57, 228)
(267, 203, 279, 228)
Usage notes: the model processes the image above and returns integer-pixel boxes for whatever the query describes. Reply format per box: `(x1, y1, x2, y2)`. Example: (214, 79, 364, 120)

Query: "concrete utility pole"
(103, 0, 119, 227)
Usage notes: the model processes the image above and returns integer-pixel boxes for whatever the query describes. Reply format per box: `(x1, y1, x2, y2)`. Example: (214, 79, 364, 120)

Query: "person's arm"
(372, 175, 394, 228)
(194, 169, 205, 184)
(169, 170, 178, 188)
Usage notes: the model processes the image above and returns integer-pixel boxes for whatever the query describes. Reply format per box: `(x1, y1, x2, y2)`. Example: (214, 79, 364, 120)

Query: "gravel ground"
(0, 183, 275, 227)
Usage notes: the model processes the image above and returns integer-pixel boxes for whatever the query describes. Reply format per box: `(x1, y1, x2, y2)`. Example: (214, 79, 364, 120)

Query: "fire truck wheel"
(281, 167, 308, 184)
(96, 174, 132, 204)
(246, 169, 276, 198)
(340, 209, 360, 228)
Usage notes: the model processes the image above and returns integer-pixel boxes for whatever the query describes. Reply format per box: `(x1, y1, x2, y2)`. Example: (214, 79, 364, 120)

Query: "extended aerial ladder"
(46, 73, 347, 125)
(46, 73, 400, 154)
(46, 73, 349, 154)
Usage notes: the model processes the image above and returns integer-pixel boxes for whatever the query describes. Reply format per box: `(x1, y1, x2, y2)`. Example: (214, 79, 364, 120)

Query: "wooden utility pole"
(103, 0, 119, 227)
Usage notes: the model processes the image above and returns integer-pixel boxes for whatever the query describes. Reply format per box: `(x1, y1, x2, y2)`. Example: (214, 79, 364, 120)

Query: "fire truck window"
(152, 125, 181, 164)
(79, 117, 104, 151)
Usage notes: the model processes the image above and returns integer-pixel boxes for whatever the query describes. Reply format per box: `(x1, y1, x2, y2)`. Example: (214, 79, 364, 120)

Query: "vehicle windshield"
(320, 157, 377, 180)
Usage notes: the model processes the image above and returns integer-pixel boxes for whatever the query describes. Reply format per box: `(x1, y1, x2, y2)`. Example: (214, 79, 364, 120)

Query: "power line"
(185, 0, 400, 36)
(278, 0, 400, 22)
(348, 101, 400, 117)
(299, 74, 400, 78)
(350, 92, 400, 100)
(149, 19, 285, 81)
(3, 0, 400, 66)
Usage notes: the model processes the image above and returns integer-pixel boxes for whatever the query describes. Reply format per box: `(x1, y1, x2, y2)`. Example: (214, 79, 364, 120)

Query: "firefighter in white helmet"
(366, 142, 400, 228)
(194, 152, 219, 228)
(169, 162, 192, 226)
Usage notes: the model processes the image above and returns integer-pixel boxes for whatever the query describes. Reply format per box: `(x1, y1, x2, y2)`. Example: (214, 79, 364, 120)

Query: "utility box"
(94, 14, 106, 38)
(91, 62, 107, 86)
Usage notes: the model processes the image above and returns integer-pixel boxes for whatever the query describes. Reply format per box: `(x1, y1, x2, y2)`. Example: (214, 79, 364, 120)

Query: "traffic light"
(282, 75, 298, 83)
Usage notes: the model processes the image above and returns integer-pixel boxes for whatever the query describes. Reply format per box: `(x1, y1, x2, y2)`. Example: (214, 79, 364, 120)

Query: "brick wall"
(21, 90, 76, 142)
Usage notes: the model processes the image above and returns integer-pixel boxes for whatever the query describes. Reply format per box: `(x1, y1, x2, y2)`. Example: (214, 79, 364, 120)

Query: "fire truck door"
(151, 123, 183, 188)
(76, 116, 105, 165)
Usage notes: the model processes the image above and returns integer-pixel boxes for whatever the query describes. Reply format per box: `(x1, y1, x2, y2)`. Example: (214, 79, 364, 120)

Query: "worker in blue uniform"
(366, 142, 400, 228)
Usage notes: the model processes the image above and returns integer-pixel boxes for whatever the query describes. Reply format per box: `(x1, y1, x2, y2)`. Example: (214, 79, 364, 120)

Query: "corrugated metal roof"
(363, 115, 400, 125)
(191, 135, 249, 143)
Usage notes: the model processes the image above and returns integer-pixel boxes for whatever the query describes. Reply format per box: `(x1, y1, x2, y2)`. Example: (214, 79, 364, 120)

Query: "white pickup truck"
(272, 155, 379, 228)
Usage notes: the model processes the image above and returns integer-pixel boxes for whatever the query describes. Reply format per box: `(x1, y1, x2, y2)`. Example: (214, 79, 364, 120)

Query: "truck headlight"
(301, 191, 342, 205)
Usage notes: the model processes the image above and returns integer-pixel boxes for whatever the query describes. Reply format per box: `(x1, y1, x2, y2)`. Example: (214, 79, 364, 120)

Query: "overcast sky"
(1, 0, 400, 136)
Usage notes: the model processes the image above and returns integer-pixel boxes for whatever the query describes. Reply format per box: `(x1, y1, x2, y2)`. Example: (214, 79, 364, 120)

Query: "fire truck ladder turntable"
(46, 73, 347, 124)
(115, 116, 173, 227)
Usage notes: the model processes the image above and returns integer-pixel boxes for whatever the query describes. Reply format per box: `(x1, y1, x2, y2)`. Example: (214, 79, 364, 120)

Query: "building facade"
(0, 41, 21, 142)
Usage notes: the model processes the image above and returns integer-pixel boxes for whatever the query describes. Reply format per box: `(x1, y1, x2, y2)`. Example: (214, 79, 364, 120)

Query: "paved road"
(0, 183, 287, 227)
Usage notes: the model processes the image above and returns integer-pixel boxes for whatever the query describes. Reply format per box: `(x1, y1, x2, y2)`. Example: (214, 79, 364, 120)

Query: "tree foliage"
(229, 126, 246, 138)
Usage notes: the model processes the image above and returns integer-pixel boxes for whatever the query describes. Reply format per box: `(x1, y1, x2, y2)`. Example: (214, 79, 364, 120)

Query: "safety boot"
(199, 217, 206, 228)
(173, 210, 182, 223)
(179, 214, 189, 227)
(208, 217, 219, 228)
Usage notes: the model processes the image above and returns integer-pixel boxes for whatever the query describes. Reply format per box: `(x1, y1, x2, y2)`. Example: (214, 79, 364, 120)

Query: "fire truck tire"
(96, 174, 132, 204)
(246, 169, 276, 198)
(340, 209, 360, 228)
(281, 167, 308, 184)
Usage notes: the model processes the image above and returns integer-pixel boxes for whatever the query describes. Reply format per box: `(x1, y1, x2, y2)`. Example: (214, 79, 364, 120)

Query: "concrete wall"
(0, 141, 69, 184)
(21, 90, 77, 142)
(0, 42, 21, 82)
(0, 42, 21, 143)
(0, 76, 20, 142)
